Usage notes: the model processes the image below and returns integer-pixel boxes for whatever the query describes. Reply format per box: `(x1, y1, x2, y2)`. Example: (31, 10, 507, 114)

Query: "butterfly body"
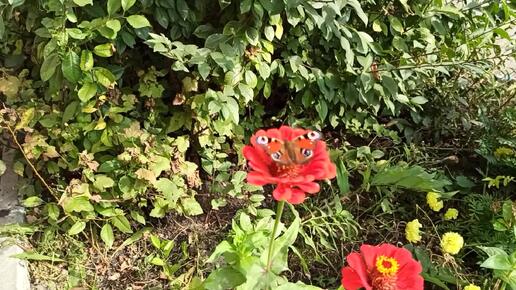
(256, 131, 321, 166)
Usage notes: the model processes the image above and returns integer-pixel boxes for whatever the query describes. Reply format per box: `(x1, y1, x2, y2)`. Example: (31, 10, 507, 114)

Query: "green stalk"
(266, 200, 285, 272)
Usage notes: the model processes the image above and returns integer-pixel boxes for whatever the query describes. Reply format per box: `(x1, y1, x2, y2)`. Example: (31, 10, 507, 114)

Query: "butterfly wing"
(288, 131, 321, 164)
(255, 135, 292, 165)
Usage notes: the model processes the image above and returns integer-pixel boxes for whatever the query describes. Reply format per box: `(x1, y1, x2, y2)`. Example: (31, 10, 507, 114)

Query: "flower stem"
(266, 200, 285, 272)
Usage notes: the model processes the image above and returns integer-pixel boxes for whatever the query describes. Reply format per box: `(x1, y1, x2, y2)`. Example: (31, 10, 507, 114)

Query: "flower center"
(272, 164, 301, 178)
(375, 256, 399, 276)
(369, 256, 399, 290)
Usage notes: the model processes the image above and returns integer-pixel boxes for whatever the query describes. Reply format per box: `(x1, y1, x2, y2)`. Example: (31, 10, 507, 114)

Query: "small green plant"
(479, 246, 516, 290)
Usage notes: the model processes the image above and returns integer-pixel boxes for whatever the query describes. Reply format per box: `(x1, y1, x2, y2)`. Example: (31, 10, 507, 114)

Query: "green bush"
(1, 0, 515, 288)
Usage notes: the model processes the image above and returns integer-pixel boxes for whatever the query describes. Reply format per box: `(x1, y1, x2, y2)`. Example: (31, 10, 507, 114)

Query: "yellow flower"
(444, 208, 459, 220)
(494, 147, 515, 158)
(441, 232, 464, 255)
(427, 192, 443, 212)
(405, 219, 422, 243)
(464, 284, 481, 290)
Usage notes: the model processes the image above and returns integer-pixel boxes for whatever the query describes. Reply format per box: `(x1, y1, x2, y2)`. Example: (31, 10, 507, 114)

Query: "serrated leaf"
(245, 70, 257, 88)
(238, 83, 253, 102)
(94, 175, 115, 190)
(181, 197, 203, 216)
(126, 15, 151, 29)
(68, 221, 86, 235)
(101, 224, 114, 249)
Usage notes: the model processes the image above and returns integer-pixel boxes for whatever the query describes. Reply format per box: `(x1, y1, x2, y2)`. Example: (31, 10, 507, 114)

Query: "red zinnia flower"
(242, 126, 336, 204)
(341, 243, 424, 290)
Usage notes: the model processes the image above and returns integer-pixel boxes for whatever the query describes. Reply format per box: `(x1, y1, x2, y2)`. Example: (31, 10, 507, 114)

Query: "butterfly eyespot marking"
(271, 152, 282, 161)
(256, 136, 269, 145)
(307, 131, 321, 140)
(301, 148, 313, 157)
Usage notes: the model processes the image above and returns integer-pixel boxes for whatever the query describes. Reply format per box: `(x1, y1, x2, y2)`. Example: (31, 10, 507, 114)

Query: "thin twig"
(4, 123, 59, 202)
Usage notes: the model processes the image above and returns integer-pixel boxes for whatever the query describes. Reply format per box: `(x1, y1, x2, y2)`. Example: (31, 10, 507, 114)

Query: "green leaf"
(256, 63, 270, 79)
(240, 0, 252, 13)
(80, 50, 94, 71)
(316, 100, 328, 122)
(106, 19, 121, 34)
(22, 196, 43, 208)
(389, 16, 404, 33)
(245, 70, 258, 88)
(121, 0, 136, 11)
(45, 203, 60, 220)
(225, 97, 240, 124)
(176, 0, 189, 20)
(371, 165, 450, 192)
(126, 15, 151, 29)
(73, 0, 92, 6)
(347, 0, 368, 25)
(181, 197, 203, 216)
(336, 160, 350, 194)
(100, 224, 115, 249)
(154, 178, 179, 203)
(381, 76, 398, 96)
(78, 82, 97, 102)
(480, 254, 512, 270)
(204, 268, 246, 290)
(94, 175, 115, 190)
(245, 27, 259, 45)
(150, 234, 161, 248)
(111, 215, 133, 233)
(411, 96, 428, 105)
(68, 221, 86, 235)
(130, 210, 146, 225)
(12, 252, 64, 262)
(63, 196, 94, 213)
(93, 43, 114, 57)
(107, 0, 121, 15)
(372, 19, 382, 32)
(62, 51, 82, 83)
(40, 53, 60, 81)
(238, 83, 253, 102)
(94, 67, 116, 88)
(264, 26, 274, 41)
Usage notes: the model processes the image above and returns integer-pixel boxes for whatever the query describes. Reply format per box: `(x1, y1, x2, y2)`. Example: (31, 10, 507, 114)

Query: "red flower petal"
(272, 185, 306, 204)
(341, 266, 370, 290)
(344, 252, 372, 290)
(295, 182, 320, 194)
(242, 145, 271, 174)
(247, 171, 274, 186)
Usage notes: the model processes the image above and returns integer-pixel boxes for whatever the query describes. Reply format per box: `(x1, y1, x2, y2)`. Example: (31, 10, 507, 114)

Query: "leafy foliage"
(0, 0, 515, 288)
